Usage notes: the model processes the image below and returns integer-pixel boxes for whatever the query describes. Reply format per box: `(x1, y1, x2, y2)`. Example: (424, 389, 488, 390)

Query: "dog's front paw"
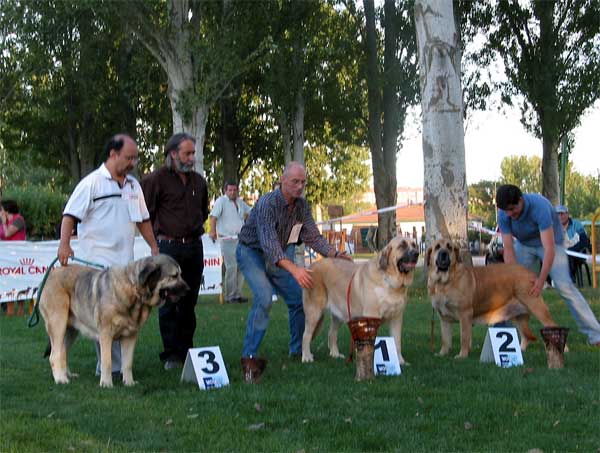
(67, 370, 79, 379)
(52, 369, 70, 384)
(99, 378, 113, 388)
(435, 349, 449, 357)
(454, 352, 468, 359)
(301, 354, 314, 363)
(329, 351, 345, 359)
(123, 378, 138, 386)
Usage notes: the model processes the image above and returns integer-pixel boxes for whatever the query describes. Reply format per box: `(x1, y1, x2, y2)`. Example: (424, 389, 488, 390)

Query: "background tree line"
(469, 155, 600, 228)
(1, 0, 598, 242)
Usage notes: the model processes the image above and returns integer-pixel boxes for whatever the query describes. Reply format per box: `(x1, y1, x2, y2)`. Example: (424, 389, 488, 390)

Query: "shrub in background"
(3, 186, 67, 240)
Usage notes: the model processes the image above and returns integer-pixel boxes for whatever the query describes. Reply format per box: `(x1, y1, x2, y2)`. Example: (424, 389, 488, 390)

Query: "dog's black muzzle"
(435, 249, 451, 272)
(397, 249, 419, 274)
(160, 281, 190, 303)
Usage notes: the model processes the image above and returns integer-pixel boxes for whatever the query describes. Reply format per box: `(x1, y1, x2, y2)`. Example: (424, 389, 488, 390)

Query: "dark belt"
(157, 234, 201, 244)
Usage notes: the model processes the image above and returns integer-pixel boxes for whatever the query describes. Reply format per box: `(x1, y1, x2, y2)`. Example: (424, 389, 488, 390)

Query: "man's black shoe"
(164, 359, 183, 370)
(227, 297, 248, 304)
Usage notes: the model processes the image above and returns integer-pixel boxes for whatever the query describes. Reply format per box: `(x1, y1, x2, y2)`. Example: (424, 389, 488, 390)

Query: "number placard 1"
(374, 337, 401, 376)
(480, 327, 524, 368)
(181, 346, 230, 390)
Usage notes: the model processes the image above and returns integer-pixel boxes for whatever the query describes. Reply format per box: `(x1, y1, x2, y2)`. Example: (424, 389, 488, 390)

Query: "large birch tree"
(118, 0, 269, 173)
(414, 0, 468, 245)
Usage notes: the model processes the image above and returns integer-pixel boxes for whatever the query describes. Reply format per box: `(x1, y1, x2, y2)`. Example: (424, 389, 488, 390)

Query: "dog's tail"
(43, 327, 79, 357)
(312, 315, 325, 341)
(43, 341, 51, 358)
(515, 315, 537, 342)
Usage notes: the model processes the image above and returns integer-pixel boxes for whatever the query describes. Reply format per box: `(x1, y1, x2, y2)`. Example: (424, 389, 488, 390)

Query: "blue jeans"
(515, 241, 600, 344)
(237, 243, 304, 357)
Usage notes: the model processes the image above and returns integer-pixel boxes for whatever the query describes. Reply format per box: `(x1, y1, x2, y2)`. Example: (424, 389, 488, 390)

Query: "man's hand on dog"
(529, 277, 545, 298)
(328, 249, 353, 262)
(336, 251, 353, 262)
(292, 267, 314, 289)
(58, 243, 74, 266)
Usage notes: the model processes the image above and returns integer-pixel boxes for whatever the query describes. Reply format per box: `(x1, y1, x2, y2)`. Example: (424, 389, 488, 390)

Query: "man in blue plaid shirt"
(237, 161, 351, 382)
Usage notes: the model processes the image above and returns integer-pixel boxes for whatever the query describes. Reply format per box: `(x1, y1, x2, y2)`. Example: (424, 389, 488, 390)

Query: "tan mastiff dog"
(302, 236, 419, 365)
(426, 238, 557, 359)
(39, 254, 189, 387)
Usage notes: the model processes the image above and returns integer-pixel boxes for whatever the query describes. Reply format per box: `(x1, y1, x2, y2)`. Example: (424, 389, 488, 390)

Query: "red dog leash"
(346, 271, 356, 362)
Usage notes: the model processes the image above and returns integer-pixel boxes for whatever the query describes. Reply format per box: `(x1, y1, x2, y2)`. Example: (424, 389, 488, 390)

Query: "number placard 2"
(480, 327, 524, 368)
(374, 337, 401, 376)
(181, 346, 230, 390)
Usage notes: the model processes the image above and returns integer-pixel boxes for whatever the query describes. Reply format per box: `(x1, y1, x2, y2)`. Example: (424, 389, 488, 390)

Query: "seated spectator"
(556, 204, 591, 283)
(0, 200, 26, 240)
(556, 205, 590, 252)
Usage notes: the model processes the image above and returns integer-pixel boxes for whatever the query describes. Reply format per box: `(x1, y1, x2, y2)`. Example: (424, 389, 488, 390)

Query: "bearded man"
(142, 133, 209, 370)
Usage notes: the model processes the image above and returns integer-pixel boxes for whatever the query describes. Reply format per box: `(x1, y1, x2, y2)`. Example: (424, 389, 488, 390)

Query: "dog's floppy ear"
(425, 246, 432, 267)
(453, 245, 462, 263)
(378, 245, 392, 271)
(139, 261, 162, 292)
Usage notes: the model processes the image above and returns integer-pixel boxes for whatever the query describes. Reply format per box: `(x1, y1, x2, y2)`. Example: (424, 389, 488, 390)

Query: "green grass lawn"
(1, 272, 599, 452)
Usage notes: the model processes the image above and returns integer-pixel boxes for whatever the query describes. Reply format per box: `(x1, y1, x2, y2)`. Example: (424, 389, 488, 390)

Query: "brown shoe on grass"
(241, 357, 267, 383)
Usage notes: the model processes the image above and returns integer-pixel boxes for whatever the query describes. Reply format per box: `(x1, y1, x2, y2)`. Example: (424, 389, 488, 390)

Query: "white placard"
(480, 327, 524, 368)
(373, 337, 401, 376)
(181, 346, 230, 390)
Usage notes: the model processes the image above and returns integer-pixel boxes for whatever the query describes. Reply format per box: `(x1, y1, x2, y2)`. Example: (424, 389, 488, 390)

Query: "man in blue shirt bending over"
(236, 161, 351, 383)
(496, 184, 600, 347)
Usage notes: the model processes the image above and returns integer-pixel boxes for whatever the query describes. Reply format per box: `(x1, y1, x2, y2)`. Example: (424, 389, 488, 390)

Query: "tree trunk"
(541, 134, 560, 205)
(415, 0, 468, 247)
(536, 0, 560, 205)
(220, 92, 241, 184)
(128, 0, 209, 174)
(66, 128, 81, 182)
(277, 109, 293, 164)
(292, 90, 305, 164)
(364, 0, 398, 249)
(166, 64, 209, 174)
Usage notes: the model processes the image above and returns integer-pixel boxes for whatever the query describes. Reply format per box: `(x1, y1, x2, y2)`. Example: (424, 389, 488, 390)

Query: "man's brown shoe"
(241, 357, 267, 383)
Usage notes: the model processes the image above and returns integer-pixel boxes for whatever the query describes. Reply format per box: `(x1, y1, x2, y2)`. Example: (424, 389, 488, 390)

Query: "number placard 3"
(480, 327, 524, 368)
(181, 346, 230, 389)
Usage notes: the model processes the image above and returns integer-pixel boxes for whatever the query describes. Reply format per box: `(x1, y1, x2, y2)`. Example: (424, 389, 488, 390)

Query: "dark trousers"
(157, 240, 204, 362)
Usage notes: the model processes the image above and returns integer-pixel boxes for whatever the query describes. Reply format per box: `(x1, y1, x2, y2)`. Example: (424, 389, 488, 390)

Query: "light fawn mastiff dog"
(39, 254, 189, 387)
(302, 236, 419, 364)
(426, 238, 557, 358)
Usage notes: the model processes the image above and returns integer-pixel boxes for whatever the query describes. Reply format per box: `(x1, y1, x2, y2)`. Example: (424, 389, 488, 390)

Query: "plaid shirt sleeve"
(256, 198, 287, 265)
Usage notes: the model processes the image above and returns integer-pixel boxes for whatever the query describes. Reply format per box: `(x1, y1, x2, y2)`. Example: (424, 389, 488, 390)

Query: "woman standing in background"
(0, 200, 27, 240)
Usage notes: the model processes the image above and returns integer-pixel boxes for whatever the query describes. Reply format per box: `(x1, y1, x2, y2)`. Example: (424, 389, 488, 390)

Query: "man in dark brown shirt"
(142, 132, 209, 370)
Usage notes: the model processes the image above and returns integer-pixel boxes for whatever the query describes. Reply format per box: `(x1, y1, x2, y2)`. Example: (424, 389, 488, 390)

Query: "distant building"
(321, 203, 425, 253)
(361, 186, 423, 206)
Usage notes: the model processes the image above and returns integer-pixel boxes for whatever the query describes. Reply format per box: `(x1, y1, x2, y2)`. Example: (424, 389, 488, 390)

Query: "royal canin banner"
(0, 236, 222, 303)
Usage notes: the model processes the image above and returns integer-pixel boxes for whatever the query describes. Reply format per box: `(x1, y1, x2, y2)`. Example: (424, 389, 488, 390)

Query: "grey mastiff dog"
(39, 254, 189, 387)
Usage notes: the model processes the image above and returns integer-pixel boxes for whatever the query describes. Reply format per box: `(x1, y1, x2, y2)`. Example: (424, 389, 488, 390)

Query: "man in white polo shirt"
(58, 133, 159, 378)
(209, 181, 251, 303)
